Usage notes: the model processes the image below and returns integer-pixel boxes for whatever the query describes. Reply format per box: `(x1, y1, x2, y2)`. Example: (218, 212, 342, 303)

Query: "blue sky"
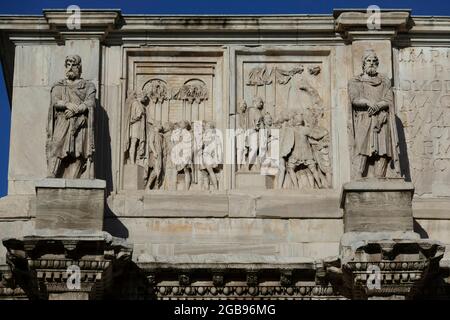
(1, 0, 450, 196)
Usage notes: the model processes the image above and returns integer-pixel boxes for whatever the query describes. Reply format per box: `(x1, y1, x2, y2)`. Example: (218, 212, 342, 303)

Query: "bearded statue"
(348, 49, 400, 178)
(46, 55, 96, 179)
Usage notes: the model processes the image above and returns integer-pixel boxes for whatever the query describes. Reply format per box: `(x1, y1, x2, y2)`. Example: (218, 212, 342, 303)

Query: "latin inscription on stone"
(397, 48, 450, 196)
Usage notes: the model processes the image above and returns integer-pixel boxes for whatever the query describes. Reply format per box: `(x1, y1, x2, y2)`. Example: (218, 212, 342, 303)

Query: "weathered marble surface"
(35, 179, 106, 231)
(1, 10, 450, 300)
(104, 216, 342, 259)
(107, 189, 341, 218)
(396, 47, 450, 197)
(341, 179, 414, 232)
(2, 231, 132, 300)
(348, 49, 400, 179)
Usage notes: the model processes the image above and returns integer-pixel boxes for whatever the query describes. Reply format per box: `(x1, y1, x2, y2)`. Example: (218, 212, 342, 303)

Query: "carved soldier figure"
(348, 49, 399, 178)
(238, 100, 249, 130)
(144, 122, 164, 189)
(282, 113, 328, 189)
(200, 121, 222, 190)
(309, 129, 332, 188)
(162, 121, 176, 190)
(172, 120, 193, 190)
(246, 97, 265, 169)
(236, 101, 249, 170)
(259, 113, 279, 176)
(276, 111, 291, 188)
(46, 55, 96, 179)
(124, 91, 149, 164)
(259, 112, 272, 162)
(248, 97, 264, 130)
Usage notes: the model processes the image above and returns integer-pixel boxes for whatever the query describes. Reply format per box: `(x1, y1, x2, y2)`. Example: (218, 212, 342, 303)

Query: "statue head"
(252, 97, 264, 110)
(239, 100, 247, 114)
(65, 55, 82, 80)
(362, 49, 379, 77)
(294, 113, 305, 126)
(163, 121, 174, 133)
(263, 112, 273, 127)
(178, 120, 190, 130)
(153, 121, 163, 132)
(278, 110, 290, 123)
(140, 93, 149, 104)
(135, 91, 149, 104)
(272, 119, 280, 129)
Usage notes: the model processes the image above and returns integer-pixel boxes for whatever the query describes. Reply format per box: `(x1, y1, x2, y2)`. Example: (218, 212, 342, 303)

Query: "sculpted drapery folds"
(348, 49, 400, 178)
(280, 113, 328, 189)
(200, 121, 222, 190)
(46, 55, 96, 179)
(246, 97, 265, 170)
(144, 122, 164, 189)
(172, 120, 194, 191)
(236, 101, 249, 170)
(124, 91, 149, 165)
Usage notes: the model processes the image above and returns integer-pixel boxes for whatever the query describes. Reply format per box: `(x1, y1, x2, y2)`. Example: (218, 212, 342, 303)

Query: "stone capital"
(43, 9, 121, 41)
(334, 9, 412, 42)
(2, 232, 132, 300)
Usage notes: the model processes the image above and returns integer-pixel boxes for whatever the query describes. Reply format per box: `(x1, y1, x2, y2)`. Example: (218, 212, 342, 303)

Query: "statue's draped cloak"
(348, 74, 400, 173)
(46, 79, 96, 178)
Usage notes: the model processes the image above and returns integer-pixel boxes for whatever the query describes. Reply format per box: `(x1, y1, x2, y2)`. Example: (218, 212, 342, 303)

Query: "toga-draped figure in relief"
(144, 122, 164, 189)
(124, 90, 149, 165)
(172, 120, 193, 190)
(246, 97, 264, 169)
(200, 121, 222, 190)
(46, 55, 96, 179)
(236, 101, 250, 170)
(348, 49, 400, 178)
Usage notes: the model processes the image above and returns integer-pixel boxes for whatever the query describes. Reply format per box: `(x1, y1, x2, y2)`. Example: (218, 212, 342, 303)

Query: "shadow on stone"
(396, 115, 412, 182)
(94, 99, 114, 196)
(103, 203, 129, 239)
(413, 218, 429, 239)
(107, 261, 155, 300)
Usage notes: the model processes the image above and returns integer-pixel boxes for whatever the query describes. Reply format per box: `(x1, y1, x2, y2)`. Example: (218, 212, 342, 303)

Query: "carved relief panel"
(121, 49, 225, 191)
(235, 50, 332, 190)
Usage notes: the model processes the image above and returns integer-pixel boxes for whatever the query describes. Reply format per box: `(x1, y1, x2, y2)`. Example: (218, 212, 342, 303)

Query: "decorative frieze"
(2, 233, 132, 300)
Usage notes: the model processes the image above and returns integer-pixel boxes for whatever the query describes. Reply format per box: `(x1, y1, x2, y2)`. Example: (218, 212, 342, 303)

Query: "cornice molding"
(0, 10, 449, 45)
(334, 10, 412, 42)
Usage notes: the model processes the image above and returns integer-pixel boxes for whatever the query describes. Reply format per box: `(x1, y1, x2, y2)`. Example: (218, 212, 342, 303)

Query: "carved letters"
(397, 48, 450, 196)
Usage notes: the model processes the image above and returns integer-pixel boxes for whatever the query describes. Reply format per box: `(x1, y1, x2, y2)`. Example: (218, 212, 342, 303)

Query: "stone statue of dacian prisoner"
(46, 55, 96, 179)
(348, 49, 400, 178)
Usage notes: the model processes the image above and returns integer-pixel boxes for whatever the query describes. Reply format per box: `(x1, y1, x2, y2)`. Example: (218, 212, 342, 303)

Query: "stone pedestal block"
(123, 164, 145, 190)
(35, 179, 106, 232)
(340, 178, 414, 233)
